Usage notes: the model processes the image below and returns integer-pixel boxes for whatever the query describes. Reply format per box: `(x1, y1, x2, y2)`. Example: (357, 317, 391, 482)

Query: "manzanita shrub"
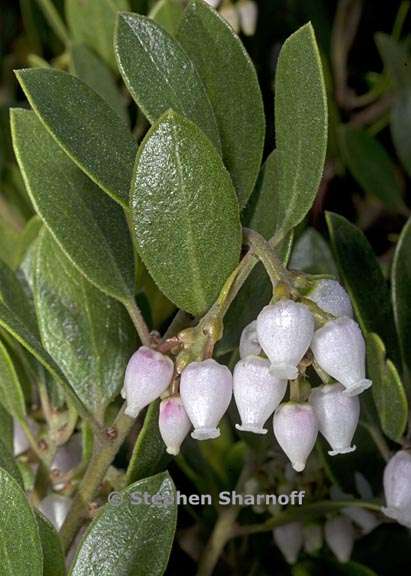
(0, 0, 411, 575)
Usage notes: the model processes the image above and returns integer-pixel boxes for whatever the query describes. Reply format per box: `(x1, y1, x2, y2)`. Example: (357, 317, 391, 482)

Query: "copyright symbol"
(108, 491, 123, 507)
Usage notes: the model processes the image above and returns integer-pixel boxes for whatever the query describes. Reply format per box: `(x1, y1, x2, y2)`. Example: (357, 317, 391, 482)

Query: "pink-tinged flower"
(233, 356, 286, 434)
(122, 346, 174, 418)
(159, 396, 191, 455)
(382, 450, 411, 528)
(257, 300, 314, 380)
(324, 516, 355, 563)
(273, 522, 303, 564)
(180, 359, 232, 440)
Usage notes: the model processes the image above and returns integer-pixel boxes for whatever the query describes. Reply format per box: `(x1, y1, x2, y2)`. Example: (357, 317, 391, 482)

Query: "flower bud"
(51, 434, 82, 475)
(309, 383, 360, 455)
(324, 516, 354, 563)
(308, 279, 353, 318)
(205, 0, 220, 7)
(342, 507, 379, 535)
(159, 396, 191, 455)
(220, 4, 240, 32)
(239, 321, 261, 359)
(122, 347, 174, 418)
(257, 300, 314, 380)
(303, 523, 323, 554)
(382, 450, 411, 528)
(311, 317, 372, 396)
(273, 402, 318, 472)
(273, 522, 303, 564)
(13, 418, 39, 457)
(233, 356, 286, 434)
(238, 0, 258, 36)
(38, 494, 72, 530)
(180, 359, 232, 440)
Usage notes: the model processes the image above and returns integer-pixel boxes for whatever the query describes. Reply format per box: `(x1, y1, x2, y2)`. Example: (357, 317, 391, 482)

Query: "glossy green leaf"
(338, 126, 406, 212)
(126, 401, 170, 484)
(289, 228, 338, 276)
(0, 468, 43, 576)
(150, 0, 183, 35)
(36, 512, 66, 576)
(34, 230, 136, 418)
(0, 339, 26, 420)
(11, 109, 135, 304)
(66, 0, 129, 70)
(0, 438, 23, 487)
(0, 403, 13, 451)
(70, 43, 128, 124)
(0, 215, 41, 272)
(15, 68, 137, 207)
(177, 0, 265, 207)
(272, 22, 327, 242)
(366, 332, 408, 442)
(391, 88, 411, 177)
(392, 217, 411, 374)
(375, 33, 411, 88)
(326, 212, 400, 366)
(131, 111, 241, 316)
(70, 472, 177, 576)
(115, 12, 220, 149)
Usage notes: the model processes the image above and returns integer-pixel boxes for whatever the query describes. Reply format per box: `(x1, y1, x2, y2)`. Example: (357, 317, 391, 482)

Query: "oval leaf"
(0, 403, 13, 451)
(34, 230, 136, 418)
(115, 12, 220, 149)
(391, 88, 411, 177)
(272, 22, 327, 242)
(392, 217, 411, 375)
(15, 68, 137, 207)
(150, 0, 184, 35)
(131, 111, 241, 315)
(326, 212, 400, 366)
(70, 472, 177, 576)
(0, 468, 43, 576)
(36, 512, 66, 576)
(289, 228, 338, 276)
(0, 437, 24, 487)
(177, 0, 265, 208)
(0, 338, 26, 420)
(11, 108, 135, 304)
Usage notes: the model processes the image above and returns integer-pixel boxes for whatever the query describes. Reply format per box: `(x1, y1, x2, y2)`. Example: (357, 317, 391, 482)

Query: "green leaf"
(149, 0, 183, 35)
(115, 12, 220, 149)
(70, 43, 128, 124)
(34, 230, 136, 418)
(0, 468, 43, 576)
(0, 438, 24, 487)
(66, 0, 130, 70)
(0, 260, 38, 335)
(272, 22, 327, 242)
(126, 401, 170, 484)
(177, 0, 265, 208)
(326, 212, 400, 366)
(338, 126, 406, 212)
(131, 111, 241, 316)
(0, 403, 13, 451)
(11, 109, 135, 304)
(289, 228, 338, 276)
(70, 472, 177, 576)
(36, 511, 66, 576)
(366, 332, 408, 442)
(0, 339, 26, 420)
(392, 217, 411, 374)
(391, 88, 411, 177)
(375, 33, 411, 88)
(15, 68, 137, 207)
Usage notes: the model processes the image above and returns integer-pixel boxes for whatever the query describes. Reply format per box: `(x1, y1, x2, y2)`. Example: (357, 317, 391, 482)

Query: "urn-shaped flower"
(308, 279, 353, 318)
(324, 516, 354, 563)
(303, 523, 323, 554)
(238, 0, 258, 36)
(233, 356, 286, 434)
(273, 522, 303, 564)
(239, 321, 261, 359)
(122, 347, 174, 418)
(382, 450, 411, 528)
(180, 359, 232, 440)
(311, 317, 372, 396)
(257, 300, 314, 380)
(159, 396, 191, 456)
(273, 402, 318, 472)
(38, 494, 72, 530)
(309, 383, 360, 455)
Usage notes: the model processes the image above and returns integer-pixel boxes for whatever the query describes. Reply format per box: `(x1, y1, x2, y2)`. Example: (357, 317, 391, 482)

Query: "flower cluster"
(122, 279, 372, 473)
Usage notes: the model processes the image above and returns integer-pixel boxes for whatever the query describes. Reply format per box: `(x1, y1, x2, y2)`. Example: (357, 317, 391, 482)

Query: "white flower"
(159, 395, 191, 456)
(238, 0, 258, 36)
(204, 0, 220, 7)
(273, 402, 318, 472)
(303, 523, 323, 554)
(311, 317, 372, 396)
(309, 383, 360, 455)
(382, 450, 411, 528)
(273, 522, 303, 564)
(38, 494, 72, 530)
(324, 516, 355, 563)
(308, 279, 353, 318)
(233, 356, 286, 434)
(220, 4, 240, 33)
(180, 359, 232, 440)
(13, 418, 39, 457)
(51, 434, 82, 475)
(121, 346, 174, 418)
(239, 320, 261, 359)
(257, 300, 314, 380)
(342, 507, 379, 535)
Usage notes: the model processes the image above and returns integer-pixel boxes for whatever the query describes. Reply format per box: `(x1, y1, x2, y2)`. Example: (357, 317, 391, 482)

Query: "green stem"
(243, 228, 291, 289)
(196, 506, 239, 576)
(35, 0, 70, 46)
(125, 299, 151, 346)
(360, 421, 391, 462)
